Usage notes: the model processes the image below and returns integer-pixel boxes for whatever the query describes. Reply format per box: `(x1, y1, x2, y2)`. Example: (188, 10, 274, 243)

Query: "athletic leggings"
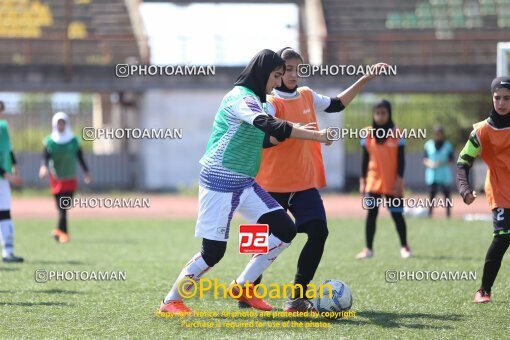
(481, 234, 510, 293)
(54, 192, 74, 233)
(365, 205, 407, 250)
(428, 184, 451, 218)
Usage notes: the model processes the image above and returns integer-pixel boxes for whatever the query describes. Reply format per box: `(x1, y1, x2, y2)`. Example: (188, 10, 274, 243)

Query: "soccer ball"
(315, 279, 352, 313)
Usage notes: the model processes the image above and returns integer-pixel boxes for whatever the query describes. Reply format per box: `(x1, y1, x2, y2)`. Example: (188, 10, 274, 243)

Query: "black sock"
(293, 220, 329, 298)
(391, 212, 407, 247)
(365, 208, 379, 250)
(481, 234, 510, 293)
(428, 189, 437, 217)
(444, 190, 451, 218)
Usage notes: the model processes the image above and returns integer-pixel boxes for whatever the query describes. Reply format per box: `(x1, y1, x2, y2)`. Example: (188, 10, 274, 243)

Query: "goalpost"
(497, 42, 510, 76)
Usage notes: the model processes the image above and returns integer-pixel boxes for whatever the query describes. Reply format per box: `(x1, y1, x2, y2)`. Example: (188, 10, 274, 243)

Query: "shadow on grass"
(29, 260, 86, 265)
(31, 289, 83, 295)
(0, 267, 20, 271)
(358, 310, 462, 329)
(0, 302, 71, 307)
(414, 255, 479, 261)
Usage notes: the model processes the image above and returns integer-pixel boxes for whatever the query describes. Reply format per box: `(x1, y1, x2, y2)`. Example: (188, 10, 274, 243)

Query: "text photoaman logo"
(297, 64, 397, 77)
(115, 64, 215, 77)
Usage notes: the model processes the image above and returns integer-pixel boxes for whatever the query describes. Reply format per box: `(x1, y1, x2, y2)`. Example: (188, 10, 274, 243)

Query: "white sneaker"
(400, 246, 413, 259)
(355, 248, 373, 260)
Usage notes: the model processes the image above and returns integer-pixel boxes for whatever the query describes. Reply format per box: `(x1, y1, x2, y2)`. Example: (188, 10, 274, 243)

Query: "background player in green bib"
(0, 100, 24, 263)
(39, 112, 91, 243)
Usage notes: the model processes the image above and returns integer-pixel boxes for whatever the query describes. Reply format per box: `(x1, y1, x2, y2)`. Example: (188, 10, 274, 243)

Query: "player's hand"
(394, 177, 404, 197)
(315, 129, 333, 145)
(464, 190, 477, 205)
(359, 178, 366, 195)
(5, 173, 22, 186)
(269, 136, 280, 146)
(294, 122, 317, 131)
(84, 172, 92, 184)
(363, 63, 391, 81)
(39, 165, 48, 179)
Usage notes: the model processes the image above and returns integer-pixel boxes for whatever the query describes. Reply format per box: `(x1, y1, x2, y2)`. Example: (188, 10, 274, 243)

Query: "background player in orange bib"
(356, 100, 412, 260)
(457, 76, 510, 303)
(256, 47, 389, 311)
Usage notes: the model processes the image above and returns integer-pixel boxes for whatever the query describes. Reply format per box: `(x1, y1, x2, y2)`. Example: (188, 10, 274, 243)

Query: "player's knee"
(302, 220, 328, 243)
(258, 209, 296, 243)
(201, 238, 227, 267)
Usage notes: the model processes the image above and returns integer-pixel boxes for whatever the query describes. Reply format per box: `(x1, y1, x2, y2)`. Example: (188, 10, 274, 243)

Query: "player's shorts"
(492, 208, 510, 235)
(363, 192, 404, 213)
(268, 188, 326, 229)
(195, 182, 282, 241)
(0, 178, 11, 211)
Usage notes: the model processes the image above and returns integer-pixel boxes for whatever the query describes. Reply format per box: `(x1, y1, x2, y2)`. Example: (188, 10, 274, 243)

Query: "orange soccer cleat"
(228, 280, 273, 311)
(159, 300, 193, 314)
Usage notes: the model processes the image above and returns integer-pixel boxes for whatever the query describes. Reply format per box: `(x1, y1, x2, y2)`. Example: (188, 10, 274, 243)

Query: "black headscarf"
(275, 47, 298, 94)
(234, 49, 286, 103)
(489, 76, 510, 129)
(372, 100, 395, 144)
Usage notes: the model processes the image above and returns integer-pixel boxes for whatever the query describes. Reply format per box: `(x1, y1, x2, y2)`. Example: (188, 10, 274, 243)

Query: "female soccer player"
(356, 100, 412, 259)
(0, 100, 23, 263)
(159, 49, 333, 314)
(255, 47, 389, 311)
(423, 125, 454, 218)
(457, 77, 510, 303)
(39, 112, 91, 243)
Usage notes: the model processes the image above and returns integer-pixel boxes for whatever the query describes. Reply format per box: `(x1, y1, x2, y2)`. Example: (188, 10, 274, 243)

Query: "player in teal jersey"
(0, 100, 24, 263)
(39, 112, 91, 243)
(423, 125, 454, 218)
(159, 49, 333, 314)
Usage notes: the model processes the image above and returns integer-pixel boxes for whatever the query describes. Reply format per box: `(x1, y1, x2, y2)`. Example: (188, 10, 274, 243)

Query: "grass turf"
(1, 217, 509, 339)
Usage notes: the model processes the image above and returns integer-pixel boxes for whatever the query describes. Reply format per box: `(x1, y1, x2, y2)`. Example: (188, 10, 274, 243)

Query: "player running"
(159, 49, 333, 314)
(356, 100, 412, 259)
(0, 100, 24, 263)
(39, 112, 91, 243)
(423, 125, 454, 218)
(255, 47, 389, 311)
(457, 77, 510, 303)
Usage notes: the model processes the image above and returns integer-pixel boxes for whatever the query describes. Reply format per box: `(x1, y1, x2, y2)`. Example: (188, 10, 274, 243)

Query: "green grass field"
(1, 217, 509, 339)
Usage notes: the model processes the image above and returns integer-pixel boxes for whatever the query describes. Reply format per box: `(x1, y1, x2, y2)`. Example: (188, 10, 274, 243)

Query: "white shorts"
(0, 179, 11, 211)
(195, 182, 282, 241)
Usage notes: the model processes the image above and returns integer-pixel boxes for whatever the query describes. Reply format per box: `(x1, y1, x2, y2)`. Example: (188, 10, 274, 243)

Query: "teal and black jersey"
(199, 86, 268, 192)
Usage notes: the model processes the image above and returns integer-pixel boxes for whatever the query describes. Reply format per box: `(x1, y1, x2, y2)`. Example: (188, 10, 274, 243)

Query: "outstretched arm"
(336, 63, 391, 108)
